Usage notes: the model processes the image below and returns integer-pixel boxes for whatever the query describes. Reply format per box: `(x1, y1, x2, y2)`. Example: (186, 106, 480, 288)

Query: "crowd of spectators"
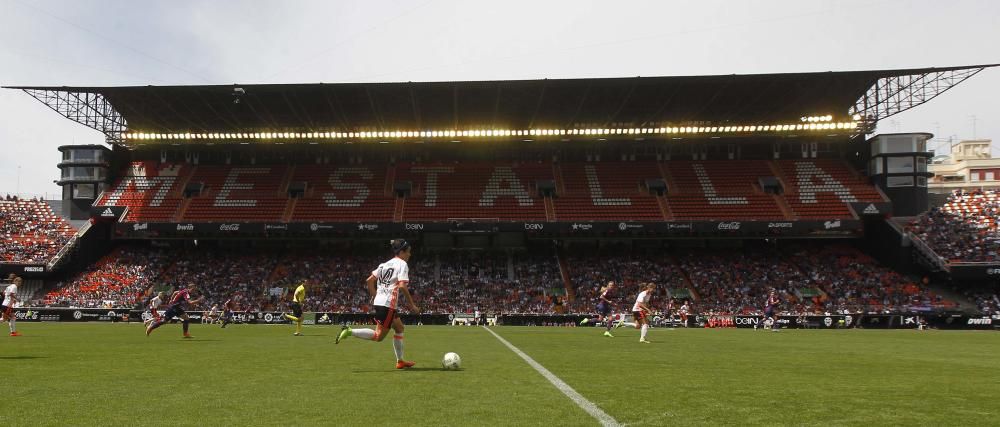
(962, 289, 1000, 316)
(677, 248, 806, 315)
(36, 245, 567, 314)
(568, 250, 688, 313)
(267, 250, 560, 314)
(43, 246, 169, 308)
(417, 251, 558, 314)
(33, 242, 960, 315)
(908, 189, 1000, 263)
(271, 252, 381, 314)
(160, 249, 280, 312)
(568, 244, 952, 316)
(1, 196, 74, 264)
(785, 245, 949, 314)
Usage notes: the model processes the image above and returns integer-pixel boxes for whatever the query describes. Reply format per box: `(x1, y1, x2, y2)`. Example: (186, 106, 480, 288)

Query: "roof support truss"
(850, 67, 988, 134)
(22, 89, 126, 144)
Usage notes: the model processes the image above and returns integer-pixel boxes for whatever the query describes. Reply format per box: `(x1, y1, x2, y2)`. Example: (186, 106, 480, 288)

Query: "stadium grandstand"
(3, 64, 1000, 321)
(1, 195, 75, 264)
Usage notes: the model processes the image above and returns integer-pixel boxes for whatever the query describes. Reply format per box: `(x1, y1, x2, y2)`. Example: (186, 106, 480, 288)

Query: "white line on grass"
(483, 326, 621, 427)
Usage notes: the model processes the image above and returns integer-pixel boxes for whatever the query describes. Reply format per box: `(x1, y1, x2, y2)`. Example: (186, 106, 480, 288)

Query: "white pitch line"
(483, 326, 621, 427)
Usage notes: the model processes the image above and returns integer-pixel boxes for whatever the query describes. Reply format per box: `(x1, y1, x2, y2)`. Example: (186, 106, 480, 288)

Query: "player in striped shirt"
(220, 298, 235, 328)
(337, 239, 420, 369)
(764, 289, 781, 332)
(579, 281, 617, 337)
(145, 285, 203, 338)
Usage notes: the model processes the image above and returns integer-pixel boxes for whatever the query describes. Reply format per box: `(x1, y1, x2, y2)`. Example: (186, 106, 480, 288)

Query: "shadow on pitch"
(0, 356, 47, 360)
(179, 339, 222, 342)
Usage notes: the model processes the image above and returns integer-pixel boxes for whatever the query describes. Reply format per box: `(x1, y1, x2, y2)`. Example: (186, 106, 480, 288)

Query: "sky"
(1, 0, 997, 198)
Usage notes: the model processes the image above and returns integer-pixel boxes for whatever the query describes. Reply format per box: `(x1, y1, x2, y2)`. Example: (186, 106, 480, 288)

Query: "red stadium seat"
(289, 165, 394, 222)
(775, 159, 886, 219)
(666, 161, 786, 220)
(396, 162, 550, 221)
(554, 162, 664, 221)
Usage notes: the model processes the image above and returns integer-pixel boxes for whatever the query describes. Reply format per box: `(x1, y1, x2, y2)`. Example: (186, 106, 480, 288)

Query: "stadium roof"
(6, 64, 997, 144)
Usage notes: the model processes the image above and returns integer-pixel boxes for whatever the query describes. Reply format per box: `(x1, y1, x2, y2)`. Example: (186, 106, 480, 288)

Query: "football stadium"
(3, 5, 1000, 426)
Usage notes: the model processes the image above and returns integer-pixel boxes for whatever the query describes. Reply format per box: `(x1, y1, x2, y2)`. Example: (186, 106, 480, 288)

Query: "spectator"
(909, 189, 1000, 263)
(0, 197, 75, 264)
(36, 243, 956, 315)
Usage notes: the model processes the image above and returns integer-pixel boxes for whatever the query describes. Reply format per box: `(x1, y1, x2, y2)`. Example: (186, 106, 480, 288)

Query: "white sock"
(393, 334, 404, 361)
(352, 328, 375, 340)
(9, 319, 15, 333)
(640, 324, 648, 340)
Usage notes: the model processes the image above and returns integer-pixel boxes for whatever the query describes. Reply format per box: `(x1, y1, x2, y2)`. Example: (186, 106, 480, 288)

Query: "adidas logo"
(862, 204, 879, 215)
(101, 208, 115, 217)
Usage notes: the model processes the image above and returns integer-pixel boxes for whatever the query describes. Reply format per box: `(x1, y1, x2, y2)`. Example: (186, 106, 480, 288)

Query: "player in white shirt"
(679, 301, 690, 328)
(337, 239, 420, 369)
(144, 292, 166, 326)
(2, 276, 21, 336)
(632, 282, 655, 344)
(204, 304, 221, 324)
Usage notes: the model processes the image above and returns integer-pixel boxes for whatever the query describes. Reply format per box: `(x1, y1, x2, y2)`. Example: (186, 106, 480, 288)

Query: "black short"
(373, 305, 396, 329)
(596, 301, 611, 316)
(1, 305, 10, 318)
(163, 304, 185, 319)
(291, 302, 303, 318)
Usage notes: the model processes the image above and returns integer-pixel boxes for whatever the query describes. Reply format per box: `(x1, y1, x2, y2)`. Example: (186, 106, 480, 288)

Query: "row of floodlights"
(802, 115, 835, 122)
(123, 121, 860, 141)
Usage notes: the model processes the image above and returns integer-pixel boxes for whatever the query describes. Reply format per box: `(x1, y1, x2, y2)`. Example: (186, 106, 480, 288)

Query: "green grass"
(3, 324, 999, 426)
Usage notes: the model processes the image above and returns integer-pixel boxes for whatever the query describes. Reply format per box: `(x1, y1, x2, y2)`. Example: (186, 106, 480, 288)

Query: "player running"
(579, 281, 617, 337)
(204, 304, 221, 324)
(284, 281, 306, 336)
(144, 291, 166, 326)
(678, 300, 690, 328)
(632, 282, 655, 344)
(764, 289, 781, 332)
(337, 239, 420, 370)
(220, 298, 235, 328)
(2, 276, 21, 337)
(145, 285, 203, 338)
(662, 298, 675, 328)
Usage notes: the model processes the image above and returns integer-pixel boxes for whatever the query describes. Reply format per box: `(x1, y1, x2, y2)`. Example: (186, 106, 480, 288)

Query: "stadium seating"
(0, 197, 75, 263)
(96, 159, 887, 223)
(554, 162, 664, 221)
(289, 165, 395, 222)
(98, 162, 188, 222)
(775, 159, 886, 219)
(35, 243, 956, 315)
(969, 291, 1000, 315)
(666, 161, 787, 220)
(784, 244, 953, 312)
(182, 165, 289, 222)
(43, 246, 169, 308)
(397, 162, 550, 221)
(568, 251, 691, 312)
(908, 189, 1000, 263)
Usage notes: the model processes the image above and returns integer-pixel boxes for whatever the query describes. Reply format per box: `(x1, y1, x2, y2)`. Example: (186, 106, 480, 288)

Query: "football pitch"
(3, 324, 998, 426)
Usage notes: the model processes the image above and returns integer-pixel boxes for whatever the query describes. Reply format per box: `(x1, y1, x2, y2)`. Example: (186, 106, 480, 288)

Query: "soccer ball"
(442, 352, 462, 370)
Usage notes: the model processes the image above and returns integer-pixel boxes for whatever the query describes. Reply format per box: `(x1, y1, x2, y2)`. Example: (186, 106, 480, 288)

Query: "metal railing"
(907, 231, 950, 272)
(46, 220, 92, 271)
